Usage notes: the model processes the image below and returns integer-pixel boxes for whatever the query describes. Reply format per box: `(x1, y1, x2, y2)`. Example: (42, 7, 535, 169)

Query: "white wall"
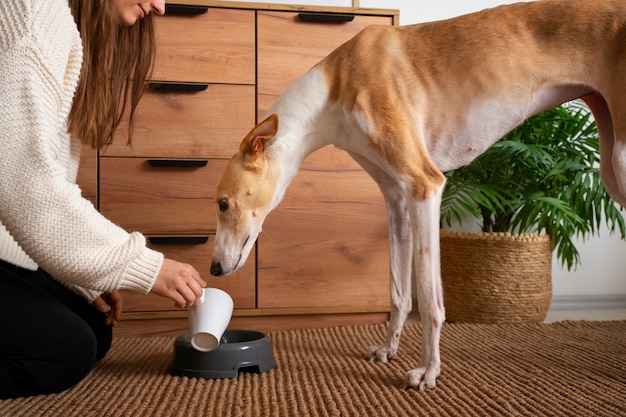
(223, 0, 626, 304)
(226, 0, 519, 24)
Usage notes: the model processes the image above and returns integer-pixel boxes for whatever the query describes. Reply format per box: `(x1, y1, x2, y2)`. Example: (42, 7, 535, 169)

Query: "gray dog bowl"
(171, 330, 276, 379)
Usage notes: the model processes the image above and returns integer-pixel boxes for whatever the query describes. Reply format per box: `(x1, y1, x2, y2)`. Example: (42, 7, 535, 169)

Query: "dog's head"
(210, 114, 280, 276)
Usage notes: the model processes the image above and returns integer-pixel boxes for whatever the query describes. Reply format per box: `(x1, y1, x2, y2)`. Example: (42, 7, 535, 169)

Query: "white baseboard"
(550, 295, 626, 311)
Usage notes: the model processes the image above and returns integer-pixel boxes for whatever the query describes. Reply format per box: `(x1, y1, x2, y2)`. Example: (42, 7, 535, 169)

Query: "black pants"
(0, 260, 112, 399)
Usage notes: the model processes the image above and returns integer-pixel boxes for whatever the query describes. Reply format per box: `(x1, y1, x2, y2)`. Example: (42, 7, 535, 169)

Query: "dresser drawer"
(257, 11, 393, 118)
(99, 158, 225, 234)
(121, 234, 256, 312)
(103, 84, 255, 158)
(152, 7, 255, 84)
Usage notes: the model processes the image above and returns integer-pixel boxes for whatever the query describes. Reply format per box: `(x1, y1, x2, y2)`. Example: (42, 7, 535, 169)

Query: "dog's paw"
(403, 366, 439, 390)
(366, 345, 397, 363)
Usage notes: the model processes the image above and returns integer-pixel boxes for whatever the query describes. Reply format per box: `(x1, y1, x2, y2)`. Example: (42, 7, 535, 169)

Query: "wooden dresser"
(78, 1, 399, 337)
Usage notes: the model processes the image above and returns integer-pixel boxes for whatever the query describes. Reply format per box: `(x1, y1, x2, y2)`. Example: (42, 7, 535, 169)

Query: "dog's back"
(318, 0, 626, 175)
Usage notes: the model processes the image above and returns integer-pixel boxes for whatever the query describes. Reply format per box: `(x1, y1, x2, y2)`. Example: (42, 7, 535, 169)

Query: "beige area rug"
(1, 321, 624, 417)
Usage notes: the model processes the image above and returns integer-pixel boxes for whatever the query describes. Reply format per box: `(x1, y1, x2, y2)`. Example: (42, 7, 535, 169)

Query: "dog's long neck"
(263, 67, 339, 211)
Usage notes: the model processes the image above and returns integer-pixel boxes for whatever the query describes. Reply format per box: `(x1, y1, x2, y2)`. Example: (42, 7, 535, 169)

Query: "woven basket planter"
(440, 230, 552, 323)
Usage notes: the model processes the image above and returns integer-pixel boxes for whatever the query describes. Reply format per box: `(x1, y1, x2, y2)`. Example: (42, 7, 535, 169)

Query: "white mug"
(188, 288, 234, 352)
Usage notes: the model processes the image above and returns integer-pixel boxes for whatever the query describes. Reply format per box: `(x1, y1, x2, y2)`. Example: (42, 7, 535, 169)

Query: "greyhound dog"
(210, 0, 626, 390)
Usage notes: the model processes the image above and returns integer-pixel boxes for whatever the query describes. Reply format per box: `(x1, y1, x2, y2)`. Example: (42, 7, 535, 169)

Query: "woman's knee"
(31, 317, 99, 395)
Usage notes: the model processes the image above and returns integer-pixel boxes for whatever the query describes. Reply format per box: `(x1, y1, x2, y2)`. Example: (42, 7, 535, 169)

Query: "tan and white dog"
(210, 0, 626, 390)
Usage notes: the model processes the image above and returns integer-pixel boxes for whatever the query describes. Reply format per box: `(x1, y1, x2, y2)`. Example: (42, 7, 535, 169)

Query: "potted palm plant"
(439, 101, 625, 323)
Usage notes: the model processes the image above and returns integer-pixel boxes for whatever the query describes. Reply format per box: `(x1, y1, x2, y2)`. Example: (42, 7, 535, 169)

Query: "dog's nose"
(210, 261, 223, 276)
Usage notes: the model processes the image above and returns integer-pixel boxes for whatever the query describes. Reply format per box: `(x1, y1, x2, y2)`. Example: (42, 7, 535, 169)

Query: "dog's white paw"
(366, 345, 397, 363)
(403, 365, 439, 390)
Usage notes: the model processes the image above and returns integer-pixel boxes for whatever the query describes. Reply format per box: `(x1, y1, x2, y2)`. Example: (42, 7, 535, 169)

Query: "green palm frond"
(441, 101, 625, 270)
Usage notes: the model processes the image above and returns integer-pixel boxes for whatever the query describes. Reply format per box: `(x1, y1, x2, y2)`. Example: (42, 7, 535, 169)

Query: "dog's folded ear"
(239, 114, 279, 160)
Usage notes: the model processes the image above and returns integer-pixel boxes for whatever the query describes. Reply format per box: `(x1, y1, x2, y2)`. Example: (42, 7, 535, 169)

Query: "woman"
(0, 0, 206, 398)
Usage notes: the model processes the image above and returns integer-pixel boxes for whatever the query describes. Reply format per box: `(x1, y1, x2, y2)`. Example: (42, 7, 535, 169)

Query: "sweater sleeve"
(0, 0, 163, 299)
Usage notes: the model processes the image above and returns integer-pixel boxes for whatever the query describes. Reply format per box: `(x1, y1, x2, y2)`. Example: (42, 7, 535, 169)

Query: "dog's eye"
(218, 198, 229, 212)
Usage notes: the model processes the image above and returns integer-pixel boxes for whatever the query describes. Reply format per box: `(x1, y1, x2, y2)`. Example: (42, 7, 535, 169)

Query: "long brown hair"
(67, 0, 157, 149)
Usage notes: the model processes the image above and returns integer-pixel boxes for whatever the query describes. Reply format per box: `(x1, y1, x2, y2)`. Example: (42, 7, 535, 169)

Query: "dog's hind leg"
(347, 152, 414, 364)
(584, 92, 626, 207)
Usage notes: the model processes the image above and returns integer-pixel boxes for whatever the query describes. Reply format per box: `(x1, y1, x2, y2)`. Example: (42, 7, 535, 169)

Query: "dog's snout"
(210, 261, 223, 276)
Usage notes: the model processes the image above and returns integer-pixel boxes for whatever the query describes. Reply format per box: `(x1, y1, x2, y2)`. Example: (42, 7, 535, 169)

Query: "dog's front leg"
(346, 152, 413, 364)
(367, 178, 413, 363)
(405, 184, 445, 390)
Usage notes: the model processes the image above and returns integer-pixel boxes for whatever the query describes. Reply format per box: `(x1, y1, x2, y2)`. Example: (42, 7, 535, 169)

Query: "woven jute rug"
(1, 321, 624, 417)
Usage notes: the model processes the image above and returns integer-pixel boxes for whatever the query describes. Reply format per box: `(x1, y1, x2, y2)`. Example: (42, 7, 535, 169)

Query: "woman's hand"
(93, 290, 123, 327)
(150, 258, 206, 308)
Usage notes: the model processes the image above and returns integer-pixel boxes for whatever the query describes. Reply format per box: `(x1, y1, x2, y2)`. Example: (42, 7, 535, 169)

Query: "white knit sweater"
(0, 0, 163, 301)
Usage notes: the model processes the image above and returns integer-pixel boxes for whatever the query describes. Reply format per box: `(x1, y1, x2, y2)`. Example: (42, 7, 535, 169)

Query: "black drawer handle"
(147, 159, 208, 168)
(164, 5, 209, 15)
(149, 82, 209, 92)
(298, 13, 355, 23)
(149, 236, 209, 245)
